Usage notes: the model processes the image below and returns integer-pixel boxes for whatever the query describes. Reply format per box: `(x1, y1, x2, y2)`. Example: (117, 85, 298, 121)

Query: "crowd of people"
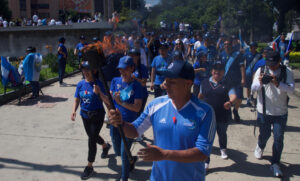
(0, 12, 109, 28)
(63, 28, 295, 181)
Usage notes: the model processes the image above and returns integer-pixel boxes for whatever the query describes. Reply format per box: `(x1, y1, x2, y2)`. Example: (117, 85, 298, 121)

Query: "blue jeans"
(110, 125, 134, 180)
(58, 58, 66, 84)
(257, 113, 287, 164)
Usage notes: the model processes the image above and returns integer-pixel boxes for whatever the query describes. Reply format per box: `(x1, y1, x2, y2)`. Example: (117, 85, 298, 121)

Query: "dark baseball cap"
(159, 42, 169, 49)
(212, 61, 225, 70)
(157, 60, 195, 81)
(128, 48, 140, 56)
(81, 61, 90, 69)
(80, 35, 85, 40)
(250, 42, 258, 47)
(266, 51, 280, 66)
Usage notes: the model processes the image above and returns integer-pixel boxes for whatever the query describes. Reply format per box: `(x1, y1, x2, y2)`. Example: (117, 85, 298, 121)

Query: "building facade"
(8, 0, 113, 20)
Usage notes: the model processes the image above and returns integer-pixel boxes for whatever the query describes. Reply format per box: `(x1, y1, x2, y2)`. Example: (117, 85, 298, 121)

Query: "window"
(19, 0, 26, 11)
(31, 4, 50, 10)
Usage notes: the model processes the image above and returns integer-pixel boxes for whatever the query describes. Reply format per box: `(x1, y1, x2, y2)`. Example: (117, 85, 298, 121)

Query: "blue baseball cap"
(157, 60, 195, 81)
(117, 56, 134, 69)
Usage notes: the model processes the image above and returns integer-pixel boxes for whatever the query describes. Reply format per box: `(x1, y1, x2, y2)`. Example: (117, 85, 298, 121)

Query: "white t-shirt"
(251, 66, 295, 116)
(3, 20, 8, 27)
(179, 23, 184, 31)
(194, 41, 202, 51)
(33, 15, 38, 23)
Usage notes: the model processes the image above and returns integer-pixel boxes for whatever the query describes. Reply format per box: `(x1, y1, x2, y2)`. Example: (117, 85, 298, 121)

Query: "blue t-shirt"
(132, 95, 216, 181)
(110, 77, 143, 122)
(279, 41, 287, 60)
(193, 61, 210, 85)
(143, 37, 149, 53)
(220, 50, 244, 85)
(133, 64, 149, 99)
(76, 42, 87, 58)
(151, 55, 171, 85)
(58, 43, 67, 60)
(253, 58, 266, 73)
(74, 80, 106, 118)
(244, 51, 256, 68)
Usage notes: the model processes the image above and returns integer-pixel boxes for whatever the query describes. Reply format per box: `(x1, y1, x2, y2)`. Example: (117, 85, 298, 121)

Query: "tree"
(265, 0, 300, 33)
(0, 0, 12, 21)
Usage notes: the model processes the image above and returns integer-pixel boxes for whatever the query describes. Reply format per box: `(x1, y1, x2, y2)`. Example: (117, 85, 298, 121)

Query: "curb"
(0, 70, 80, 105)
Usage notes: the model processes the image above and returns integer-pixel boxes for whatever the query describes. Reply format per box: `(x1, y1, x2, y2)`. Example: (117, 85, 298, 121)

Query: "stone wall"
(0, 23, 112, 57)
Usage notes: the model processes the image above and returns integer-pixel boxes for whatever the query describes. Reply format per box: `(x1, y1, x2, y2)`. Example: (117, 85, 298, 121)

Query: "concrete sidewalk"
(0, 73, 299, 181)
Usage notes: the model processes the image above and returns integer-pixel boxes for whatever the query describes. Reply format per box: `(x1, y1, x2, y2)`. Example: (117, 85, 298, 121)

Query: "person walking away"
(57, 37, 68, 86)
(22, 47, 42, 99)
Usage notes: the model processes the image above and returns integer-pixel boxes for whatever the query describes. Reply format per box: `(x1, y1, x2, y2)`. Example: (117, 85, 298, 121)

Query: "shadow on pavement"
(15, 95, 69, 106)
(0, 156, 151, 180)
(107, 154, 151, 180)
(208, 149, 300, 180)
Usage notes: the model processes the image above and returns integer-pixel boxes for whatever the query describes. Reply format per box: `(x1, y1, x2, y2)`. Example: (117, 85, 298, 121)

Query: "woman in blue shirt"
(71, 61, 111, 180)
(110, 56, 143, 181)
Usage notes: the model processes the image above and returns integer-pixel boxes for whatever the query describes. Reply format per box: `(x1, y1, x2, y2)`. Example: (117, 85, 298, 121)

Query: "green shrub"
(43, 53, 58, 73)
(289, 52, 300, 63)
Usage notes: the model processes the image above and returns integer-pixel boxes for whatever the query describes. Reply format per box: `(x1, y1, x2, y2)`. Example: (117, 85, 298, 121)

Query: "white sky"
(145, 0, 160, 7)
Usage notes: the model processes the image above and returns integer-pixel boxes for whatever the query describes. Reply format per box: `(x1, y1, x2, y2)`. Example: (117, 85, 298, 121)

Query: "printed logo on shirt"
(159, 118, 166, 124)
(117, 84, 122, 90)
(80, 91, 92, 104)
(183, 119, 197, 130)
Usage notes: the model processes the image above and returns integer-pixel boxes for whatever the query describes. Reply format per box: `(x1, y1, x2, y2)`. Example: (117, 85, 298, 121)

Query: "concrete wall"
(0, 23, 112, 57)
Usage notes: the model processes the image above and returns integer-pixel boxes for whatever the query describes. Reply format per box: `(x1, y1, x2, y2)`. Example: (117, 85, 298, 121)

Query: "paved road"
(0, 73, 299, 181)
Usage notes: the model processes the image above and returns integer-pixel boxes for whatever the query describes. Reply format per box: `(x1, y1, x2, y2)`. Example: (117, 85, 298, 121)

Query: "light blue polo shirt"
(132, 95, 216, 181)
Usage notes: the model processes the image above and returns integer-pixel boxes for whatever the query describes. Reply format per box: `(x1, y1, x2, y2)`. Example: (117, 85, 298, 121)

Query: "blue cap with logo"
(157, 60, 195, 81)
(117, 56, 134, 69)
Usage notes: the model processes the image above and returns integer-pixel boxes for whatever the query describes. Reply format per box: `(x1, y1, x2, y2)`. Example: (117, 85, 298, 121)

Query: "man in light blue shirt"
(109, 60, 216, 181)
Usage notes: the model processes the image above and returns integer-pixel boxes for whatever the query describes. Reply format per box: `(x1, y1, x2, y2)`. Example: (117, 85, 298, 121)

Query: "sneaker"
(233, 108, 241, 122)
(254, 144, 263, 159)
(101, 143, 111, 158)
(205, 163, 209, 172)
(270, 163, 283, 177)
(81, 166, 94, 180)
(220, 149, 228, 159)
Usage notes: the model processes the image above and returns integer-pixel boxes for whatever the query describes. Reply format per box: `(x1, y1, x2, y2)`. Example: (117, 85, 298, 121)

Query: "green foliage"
(147, 0, 275, 41)
(289, 52, 300, 63)
(0, 0, 12, 21)
(43, 53, 59, 73)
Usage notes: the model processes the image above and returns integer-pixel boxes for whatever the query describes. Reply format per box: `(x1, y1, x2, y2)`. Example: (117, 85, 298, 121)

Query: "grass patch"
(290, 62, 300, 69)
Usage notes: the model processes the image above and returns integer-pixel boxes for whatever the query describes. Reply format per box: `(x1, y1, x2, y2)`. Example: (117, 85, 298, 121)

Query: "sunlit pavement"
(0, 72, 299, 181)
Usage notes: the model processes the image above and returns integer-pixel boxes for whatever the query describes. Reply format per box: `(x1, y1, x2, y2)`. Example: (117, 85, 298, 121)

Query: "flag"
(286, 32, 294, 53)
(269, 35, 280, 51)
(239, 30, 249, 52)
(1, 56, 21, 87)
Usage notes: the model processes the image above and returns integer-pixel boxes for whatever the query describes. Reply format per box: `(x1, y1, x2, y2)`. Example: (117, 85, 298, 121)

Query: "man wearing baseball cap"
(252, 51, 295, 177)
(109, 60, 216, 180)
